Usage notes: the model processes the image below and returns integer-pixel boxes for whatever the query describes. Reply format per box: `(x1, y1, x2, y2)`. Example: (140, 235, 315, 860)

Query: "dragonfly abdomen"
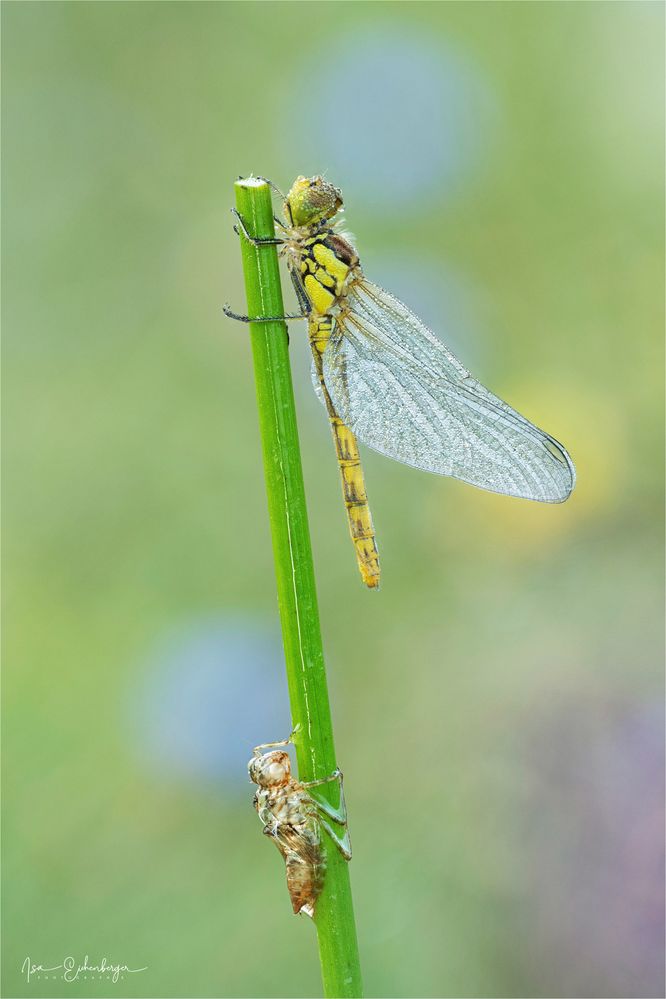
(280, 830, 325, 917)
(309, 316, 380, 589)
(331, 415, 381, 589)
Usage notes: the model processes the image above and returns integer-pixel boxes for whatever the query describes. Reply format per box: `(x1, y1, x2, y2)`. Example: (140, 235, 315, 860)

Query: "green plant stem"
(233, 177, 363, 999)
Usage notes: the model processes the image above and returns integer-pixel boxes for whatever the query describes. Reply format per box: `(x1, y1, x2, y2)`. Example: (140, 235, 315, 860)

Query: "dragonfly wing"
(321, 280, 575, 503)
(311, 357, 325, 404)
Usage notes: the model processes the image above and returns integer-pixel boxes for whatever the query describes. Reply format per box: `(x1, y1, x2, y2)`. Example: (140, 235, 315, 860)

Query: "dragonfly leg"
(255, 176, 287, 201)
(318, 818, 352, 861)
(252, 737, 292, 757)
(232, 208, 284, 246)
(302, 774, 353, 861)
(302, 769, 349, 827)
(223, 304, 308, 323)
(289, 268, 314, 317)
(301, 768, 343, 791)
(252, 724, 302, 757)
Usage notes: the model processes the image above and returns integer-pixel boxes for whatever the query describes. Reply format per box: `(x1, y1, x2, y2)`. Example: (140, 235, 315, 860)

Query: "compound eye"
(267, 761, 287, 783)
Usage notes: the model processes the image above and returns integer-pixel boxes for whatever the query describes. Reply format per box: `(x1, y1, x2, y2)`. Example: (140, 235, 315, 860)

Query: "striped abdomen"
(309, 315, 380, 589)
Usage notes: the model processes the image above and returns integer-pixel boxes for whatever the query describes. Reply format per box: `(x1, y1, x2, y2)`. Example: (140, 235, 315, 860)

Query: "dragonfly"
(248, 736, 351, 918)
(225, 176, 576, 589)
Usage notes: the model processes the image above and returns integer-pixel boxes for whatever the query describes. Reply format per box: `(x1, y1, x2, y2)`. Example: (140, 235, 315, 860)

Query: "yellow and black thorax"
(289, 229, 359, 317)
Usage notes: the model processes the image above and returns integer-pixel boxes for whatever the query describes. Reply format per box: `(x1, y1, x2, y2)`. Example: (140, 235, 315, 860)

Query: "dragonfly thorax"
(260, 786, 311, 829)
(284, 229, 360, 317)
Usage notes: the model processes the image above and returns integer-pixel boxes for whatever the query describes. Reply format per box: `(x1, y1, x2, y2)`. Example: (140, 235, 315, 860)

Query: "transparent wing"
(317, 279, 575, 503)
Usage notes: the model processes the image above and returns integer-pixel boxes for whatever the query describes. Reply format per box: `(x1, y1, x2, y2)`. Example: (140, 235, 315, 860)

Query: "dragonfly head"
(286, 176, 343, 227)
(248, 750, 292, 788)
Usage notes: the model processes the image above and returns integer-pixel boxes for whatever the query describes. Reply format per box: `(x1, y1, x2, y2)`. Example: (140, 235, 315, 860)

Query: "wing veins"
(339, 325, 544, 497)
(345, 289, 567, 457)
(341, 309, 562, 497)
(322, 282, 574, 501)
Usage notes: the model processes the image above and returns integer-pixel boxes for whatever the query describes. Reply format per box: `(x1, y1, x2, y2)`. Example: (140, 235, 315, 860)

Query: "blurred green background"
(2, 2, 664, 997)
